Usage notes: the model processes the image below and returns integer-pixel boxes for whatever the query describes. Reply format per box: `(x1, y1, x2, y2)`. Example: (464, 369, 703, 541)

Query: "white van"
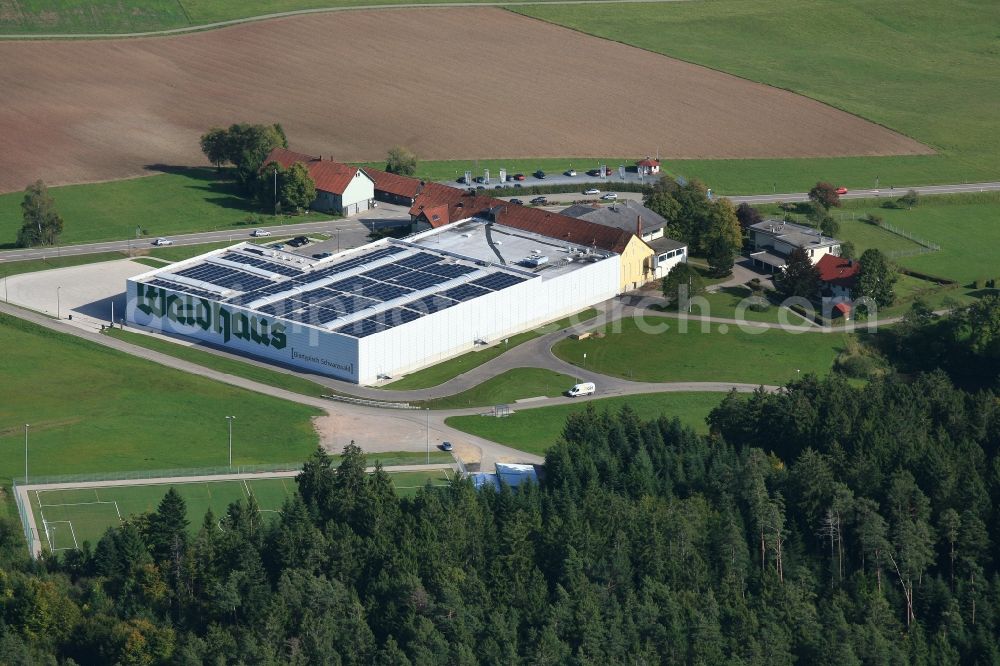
(567, 382, 596, 397)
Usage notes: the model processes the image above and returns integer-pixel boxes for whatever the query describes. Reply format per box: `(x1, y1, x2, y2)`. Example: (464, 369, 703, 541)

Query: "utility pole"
(226, 416, 236, 468)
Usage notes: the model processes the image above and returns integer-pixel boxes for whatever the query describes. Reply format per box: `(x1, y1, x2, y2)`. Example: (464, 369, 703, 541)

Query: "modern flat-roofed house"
(264, 148, 375, 216)
(748, 219, 842, 272)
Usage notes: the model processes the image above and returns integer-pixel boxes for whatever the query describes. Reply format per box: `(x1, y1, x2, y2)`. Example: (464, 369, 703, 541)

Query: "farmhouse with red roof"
(264, 147, 375, 216)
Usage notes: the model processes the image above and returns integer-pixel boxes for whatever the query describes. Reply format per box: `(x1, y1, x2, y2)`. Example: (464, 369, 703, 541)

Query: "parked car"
(565, 169, 577, 177)
(288, 236, 309, 248)
(835, 186, 849, 195)
(514, 173, 526, 181)
(152, 238, 173, 246)
(312, 252, 333, 260)
(251, 229, 271, 237)
(513, 183, 523, 188)
(510, 198, 524, 205)
(534, 170, 546, 179)
(474, 176, 486, 184)
(567, 382, 596, 397)
(271, 243, 285, 250)
(587, 169, 602, 177)
(457, 175, 468, 184)
(530, 196, 548, 205)
(600, 193, 618, 201)
(441, 441, 454, 451)
(506, 175, 515, 182)
(583, 188, 600, 195)
(476, 185, 486, 190)
(494, 185, 504, 189)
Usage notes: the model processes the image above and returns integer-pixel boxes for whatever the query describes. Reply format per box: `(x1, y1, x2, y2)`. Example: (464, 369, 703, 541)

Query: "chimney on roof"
(636, 215, 642, 237)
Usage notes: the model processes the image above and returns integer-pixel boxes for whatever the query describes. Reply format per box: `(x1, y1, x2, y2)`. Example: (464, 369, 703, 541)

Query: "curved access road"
(0, 300, 774, 470)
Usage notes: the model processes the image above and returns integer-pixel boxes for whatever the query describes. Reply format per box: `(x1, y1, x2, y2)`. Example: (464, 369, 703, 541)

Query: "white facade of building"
(126, 224, 619, 385)
(315, 170, 375, 216)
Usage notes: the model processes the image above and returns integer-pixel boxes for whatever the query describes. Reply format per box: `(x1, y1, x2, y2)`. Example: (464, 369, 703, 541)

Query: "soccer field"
(25, 469, 454, 552)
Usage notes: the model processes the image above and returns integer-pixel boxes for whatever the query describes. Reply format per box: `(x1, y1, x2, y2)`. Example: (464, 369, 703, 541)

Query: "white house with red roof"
(636, 158, 661, 176)
(816, 254, 861, 319)
(264, 147, 375, 216)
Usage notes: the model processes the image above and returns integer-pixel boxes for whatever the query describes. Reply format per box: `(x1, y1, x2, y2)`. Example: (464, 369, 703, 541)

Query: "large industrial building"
(127, 211, 619, 384)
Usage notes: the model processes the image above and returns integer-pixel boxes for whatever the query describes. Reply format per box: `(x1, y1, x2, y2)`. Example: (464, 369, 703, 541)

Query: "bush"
(748, 298, 770, 312)
(747, 278, 762, 293)
(836, 353, 884, 379)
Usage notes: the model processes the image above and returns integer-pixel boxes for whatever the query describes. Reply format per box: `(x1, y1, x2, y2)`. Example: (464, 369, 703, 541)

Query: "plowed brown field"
(0, 7, 930, 193)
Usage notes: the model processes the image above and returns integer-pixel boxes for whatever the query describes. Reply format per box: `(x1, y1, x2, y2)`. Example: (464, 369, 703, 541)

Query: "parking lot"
(438, 167, 658, 192)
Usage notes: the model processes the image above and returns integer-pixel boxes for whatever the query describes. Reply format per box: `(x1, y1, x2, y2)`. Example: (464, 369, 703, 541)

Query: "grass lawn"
(380, 308, 599, 389)
(0, 313, 322, 492)
(446, 392, 727, 455)
(0, 252, 128, 279)
(841, 193, 1000, 285)
(104, 328, 333, 398)
(553, 316, 844, 384)
(661, 286, 810, 326)
(763, 193, 1000, 286)
(0, 168, 320, 247)
(418, 368, 577, 410)
(516, 0, 1000, 193)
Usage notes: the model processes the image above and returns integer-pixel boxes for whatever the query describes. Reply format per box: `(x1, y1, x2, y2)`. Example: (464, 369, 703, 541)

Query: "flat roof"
(647, 236, 686, 253)
(134, 219, 610, 338)
(410, 216, 615, 279)
(750, 219, 840, 249)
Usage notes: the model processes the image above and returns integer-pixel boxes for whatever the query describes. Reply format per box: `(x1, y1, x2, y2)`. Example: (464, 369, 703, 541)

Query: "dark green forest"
(1, 298, 999, 665)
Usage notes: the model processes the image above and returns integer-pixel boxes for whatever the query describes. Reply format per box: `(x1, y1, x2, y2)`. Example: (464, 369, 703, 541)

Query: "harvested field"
(0, 7, 930, 193)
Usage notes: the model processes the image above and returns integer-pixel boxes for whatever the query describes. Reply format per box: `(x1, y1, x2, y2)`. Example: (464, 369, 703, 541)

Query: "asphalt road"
(0, 208, 410, 263)
(728, 181, 1000, 205)
(3, 181, 998, 263)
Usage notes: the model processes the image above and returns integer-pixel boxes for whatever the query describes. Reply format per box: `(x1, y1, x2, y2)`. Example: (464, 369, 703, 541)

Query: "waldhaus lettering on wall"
(135, 283, 287, 350)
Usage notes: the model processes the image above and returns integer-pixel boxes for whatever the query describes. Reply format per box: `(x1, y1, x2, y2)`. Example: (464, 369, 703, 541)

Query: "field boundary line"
(0, 0, 696, 41)
(39, 500, 118, 508)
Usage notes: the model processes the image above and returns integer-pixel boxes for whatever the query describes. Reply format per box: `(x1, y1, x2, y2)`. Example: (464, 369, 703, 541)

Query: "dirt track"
(0, 7, 930, 193)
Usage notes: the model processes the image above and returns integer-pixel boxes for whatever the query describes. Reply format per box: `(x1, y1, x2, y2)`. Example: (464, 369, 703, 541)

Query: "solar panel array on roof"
(396, 252, 441, 270)
(146, 278, 221, 301)
(423, 263, 478, 279)
(469, 272, 526, 291)
(403, 294, 460, 314)
(221, 252, 303, 277)
(334, 306, 427, 338)
(440, 284, 491, 302)
(308, 245, 405, 280)
(173, 263, 273, 292)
